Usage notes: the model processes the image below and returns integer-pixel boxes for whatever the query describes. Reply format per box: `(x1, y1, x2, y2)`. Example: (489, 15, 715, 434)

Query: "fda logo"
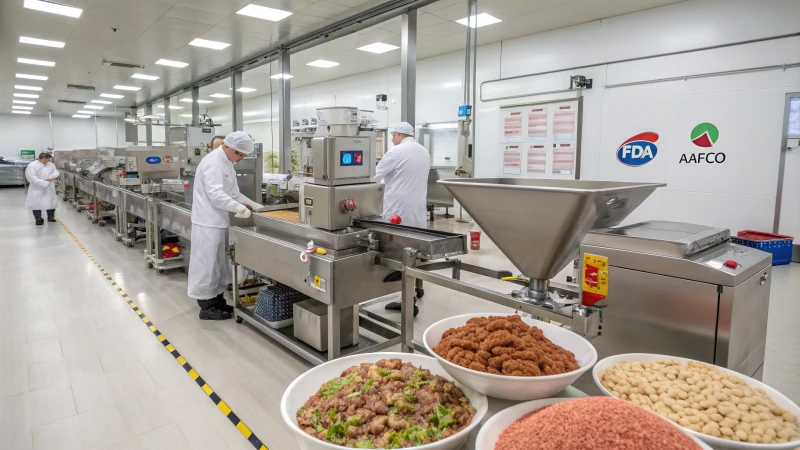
(617, 132, 659, 167)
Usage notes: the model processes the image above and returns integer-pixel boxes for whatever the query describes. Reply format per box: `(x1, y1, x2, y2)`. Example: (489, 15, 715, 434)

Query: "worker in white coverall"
(375, 122, 430, 315)
(188, 131, 264, 320)
(24, 152, 60, 226)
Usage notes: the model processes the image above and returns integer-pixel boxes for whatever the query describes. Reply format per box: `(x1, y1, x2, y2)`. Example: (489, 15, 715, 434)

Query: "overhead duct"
(102, 60, 144, 69)
(67, 84, 95, 91)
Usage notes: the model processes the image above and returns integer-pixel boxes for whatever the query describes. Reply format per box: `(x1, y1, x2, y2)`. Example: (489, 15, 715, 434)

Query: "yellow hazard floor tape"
(57, 219, 269, 450)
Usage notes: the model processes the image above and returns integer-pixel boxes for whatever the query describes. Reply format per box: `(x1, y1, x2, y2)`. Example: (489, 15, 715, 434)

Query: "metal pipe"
(607, 62, 800, 89)
(48, 110, 54, 150)
(400, 10, 417, 125)
(163, 97, 171, 143)
(145, 104, 153, 145)
(191, 87, 200, 126)
(463, 0, 471, 104)
(94, 114, 99, 148)
(470, 0, 478, 161)
(231, 69, 244, 131)
(114, 103, 119, 146)
(278, 49, 291, 174)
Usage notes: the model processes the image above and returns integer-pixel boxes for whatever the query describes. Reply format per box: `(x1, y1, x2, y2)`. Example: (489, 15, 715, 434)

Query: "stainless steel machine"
(575, 220, 772, 391)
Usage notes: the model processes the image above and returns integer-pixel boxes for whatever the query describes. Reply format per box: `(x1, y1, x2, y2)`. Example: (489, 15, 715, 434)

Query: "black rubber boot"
(197, 299, 231, 320)
(214, 293, 233, 313)
(35, 219, 44, 226)
(48, 217, 57, 223)
(384, 300, 419, 317)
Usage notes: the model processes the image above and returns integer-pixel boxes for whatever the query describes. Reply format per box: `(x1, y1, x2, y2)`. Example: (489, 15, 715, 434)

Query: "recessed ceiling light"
(155, 59, 188, 68)
(16, 73, 48, 80)
(307, 60, 339, 68)
(131, 74, 159, 80)
(189, 38, 230, 50)
(72, 114, 90, 118)
(237, 87, 257, 93)
(270, 73, 293, 79)
(456, 13, 502, 28)
(15, 85, 43, 91)
(357, 43, 399, 54)
(12, 110, 32, 115)
(209, 93, 230, 98)
(197, 100, 213, 104)
(168, 105, 183, 109)
(23, 0, 82, 18)
(17, 57, 55, 67)
(90, 100, 112, 104)
(13, 100, 36, 105)
(243, 111, 263, 116)
(236, 4, 292, 22)
(14, 93, 39, 98)
(100, 93, 124, 99)
(20, 36, 65, 48)
(114, 85, 140, 91)
(83, 105, 103, 109)
(77, 110, 94, 114)
(12, 106, 33, 110)
(178, 99, 193, 103)
(179, 114, 193, 117)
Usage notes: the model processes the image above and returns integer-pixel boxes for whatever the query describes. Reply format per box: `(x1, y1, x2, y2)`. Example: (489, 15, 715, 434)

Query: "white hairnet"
(392, 122, 414, 136)
(223, 131, 255, 155)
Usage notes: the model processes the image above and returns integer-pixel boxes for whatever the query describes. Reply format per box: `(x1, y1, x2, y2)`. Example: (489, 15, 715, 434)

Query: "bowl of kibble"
(593, 353, 800, 449)
(475, 396, 713, 450)
(423, 313, 597, 400)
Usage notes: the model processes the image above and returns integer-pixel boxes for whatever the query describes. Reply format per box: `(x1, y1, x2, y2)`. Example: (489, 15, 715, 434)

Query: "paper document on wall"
(503, 145, 522, 175)
(527, 107, 547, 141)
(553, 105, 577, 141)
(552, 143, 575, 175)
(527, 145, 546, 174)
(503, 109, 523, 142)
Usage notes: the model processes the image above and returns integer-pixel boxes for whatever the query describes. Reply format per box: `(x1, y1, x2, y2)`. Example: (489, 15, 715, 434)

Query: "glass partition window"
(242, 62, 278, 172)
(200, 77, 232, 129)
(168, 93, 192, 126)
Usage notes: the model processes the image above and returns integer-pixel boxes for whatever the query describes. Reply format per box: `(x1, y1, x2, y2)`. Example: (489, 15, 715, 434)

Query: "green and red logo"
(690, 122, 719, 148)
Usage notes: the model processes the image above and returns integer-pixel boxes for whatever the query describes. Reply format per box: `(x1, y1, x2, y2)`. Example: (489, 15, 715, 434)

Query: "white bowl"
(423, 313, 597, 401)
(593, 353, 800, 450)
(280, 352, 489, 450)
(474, 397, 713, 450)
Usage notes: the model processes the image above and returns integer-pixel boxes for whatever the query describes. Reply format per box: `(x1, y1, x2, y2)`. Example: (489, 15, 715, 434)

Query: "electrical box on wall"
(458, 105, 472, 117)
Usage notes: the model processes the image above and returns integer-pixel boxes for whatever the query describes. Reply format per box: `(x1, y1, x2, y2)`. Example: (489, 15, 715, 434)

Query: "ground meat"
(433, 315, 579, 377)
(495, 397, 701, 450)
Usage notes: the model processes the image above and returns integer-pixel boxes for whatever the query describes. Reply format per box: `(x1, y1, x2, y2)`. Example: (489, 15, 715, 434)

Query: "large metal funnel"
(438, 178, 664, 281)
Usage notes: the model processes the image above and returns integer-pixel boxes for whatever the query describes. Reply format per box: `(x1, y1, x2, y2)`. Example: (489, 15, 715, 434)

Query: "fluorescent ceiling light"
(155, 59, 188, 68)
(243, 111, 262, 116)
(237, 87, 256, 93)
(456, 13, 502, 28)
(306, 60, 339, 68)
(16, 73, 48, 80)
(179, 114, 193, 117)
(15, 85, 43, 91)
(20, 36, 65, 48)
(131, 74, 159, 80)
(179, 98, 213, 104)
(357, 42, 399, 54)
(12, 111, 31, 115)
(77, 110, 94, 114)
(428, 123, 459, 129)
(72, 114, 90, 118)
(90, 100, 112, 104)
(83, 105, 103, 109)
(189, 38, 230, 50)
(100, 93, 123, 98)
(236, 4, 292, 22)
(197, 100, 213, 104)
(23, 0, 82, 18)
(114, 85, 140, 91)
(14, 93, 39, 98)
(12, 106, 33, 110)
(209, 93, 230, 98)
(13, 100, 36, 105)
(17, 57, 55, 67)
(270, 73, 293, 79)
(169, 105, 183, 109)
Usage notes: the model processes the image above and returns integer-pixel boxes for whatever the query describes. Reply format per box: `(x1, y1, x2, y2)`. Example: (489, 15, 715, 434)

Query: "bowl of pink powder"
(475, 396, 712, 450)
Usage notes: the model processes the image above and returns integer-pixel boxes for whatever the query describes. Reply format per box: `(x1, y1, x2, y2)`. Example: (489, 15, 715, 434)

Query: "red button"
(724, 260, 738, 269)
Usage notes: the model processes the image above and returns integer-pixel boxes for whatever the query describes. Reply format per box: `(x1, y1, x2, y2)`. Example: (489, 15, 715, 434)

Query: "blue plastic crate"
(732, 235, 793, 265)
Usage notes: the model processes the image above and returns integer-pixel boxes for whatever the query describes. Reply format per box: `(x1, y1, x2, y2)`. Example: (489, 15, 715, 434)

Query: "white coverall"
(375, 136, 430, 228)
(187, 148, 262, 300)
(24, 161, 60, 211)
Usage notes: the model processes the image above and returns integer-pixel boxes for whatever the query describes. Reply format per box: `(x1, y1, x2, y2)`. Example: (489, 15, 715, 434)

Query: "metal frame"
(278, 49, 292, 174)
(191, 87, 200, 126)
(231, 70, 244, 132)
(400, 10, 417, 125)
(773, 92, 800, 262)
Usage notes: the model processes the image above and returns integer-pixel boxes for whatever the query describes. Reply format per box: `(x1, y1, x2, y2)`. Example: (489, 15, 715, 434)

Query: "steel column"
(400, 10, 417, 125)
(232, 69, 244, 132)
(191, 87, 200, 126)
(278, 49, 292, 173)
(163, 97, 171, 143)
(145, 104, 153, 145)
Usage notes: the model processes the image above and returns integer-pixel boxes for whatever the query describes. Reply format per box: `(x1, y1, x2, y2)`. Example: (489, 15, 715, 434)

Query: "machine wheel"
(236, 316, 244, 324)
(147, 261, 153, 269)
(157, 269, 165, 275)
(415, 288, 425, 299)
(91, 219, 98, 224)
(125, 242, 134, 248)
(98, 221, 106, 227)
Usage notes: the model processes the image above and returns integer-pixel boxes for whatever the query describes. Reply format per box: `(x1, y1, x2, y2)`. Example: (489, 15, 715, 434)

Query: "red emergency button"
(724, 260, 739, 269)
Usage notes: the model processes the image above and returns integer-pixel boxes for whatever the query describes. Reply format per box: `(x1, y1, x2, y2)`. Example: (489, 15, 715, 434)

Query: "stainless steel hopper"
(439, 178, 664, 303)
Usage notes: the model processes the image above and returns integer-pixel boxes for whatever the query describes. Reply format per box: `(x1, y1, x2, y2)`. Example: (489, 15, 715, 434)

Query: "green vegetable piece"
(315, 424, 325, 433)
(346, 391, 362, 398)
(406, 379, 429, 389)
(345, 415, 361, 427)
(402, 387, 417, 402)
(328, 408, 337, 422)
(412, 370, 427, 379)
(429, 404, 456, 429)
(321, 373, 355, 398)
(354, 440, 374, 448)
(376, 369, 391, 377)
(311, 410, 321, 425)
(325, 422, 347, 445)
(296, 405, 306, 416)
(362, 379, 374, 392)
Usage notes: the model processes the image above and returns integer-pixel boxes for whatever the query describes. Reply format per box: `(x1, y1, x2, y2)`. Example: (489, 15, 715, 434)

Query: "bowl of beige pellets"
(592, 354, 800, 450)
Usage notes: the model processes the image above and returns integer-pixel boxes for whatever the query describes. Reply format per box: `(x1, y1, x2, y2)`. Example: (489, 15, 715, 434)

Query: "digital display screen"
(340, 151, 363, 166)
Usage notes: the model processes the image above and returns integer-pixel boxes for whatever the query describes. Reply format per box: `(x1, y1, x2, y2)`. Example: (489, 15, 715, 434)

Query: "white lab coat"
(24, 161, 59, 211)
(187, 148, 262, 300)
(375, 137, 430, 228)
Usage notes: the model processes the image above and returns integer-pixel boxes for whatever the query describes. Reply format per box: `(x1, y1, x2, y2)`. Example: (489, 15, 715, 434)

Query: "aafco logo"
(616, 132, 658, 167)
(690, 122, 719, 148)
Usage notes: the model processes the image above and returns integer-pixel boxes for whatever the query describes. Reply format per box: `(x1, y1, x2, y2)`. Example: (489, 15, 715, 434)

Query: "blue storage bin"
(732, 232, 793, 266)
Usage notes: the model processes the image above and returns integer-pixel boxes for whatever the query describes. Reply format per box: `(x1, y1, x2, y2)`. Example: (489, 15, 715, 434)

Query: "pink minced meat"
(495, 397, 700, 450)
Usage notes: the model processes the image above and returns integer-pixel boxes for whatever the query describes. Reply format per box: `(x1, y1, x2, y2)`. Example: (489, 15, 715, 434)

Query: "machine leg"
(452, 259, 462, 280)
(328, 305, 341, 360)
(415, 278, 424, 299)
(351, 305, 360, 345)
(401, 274, 415, 353)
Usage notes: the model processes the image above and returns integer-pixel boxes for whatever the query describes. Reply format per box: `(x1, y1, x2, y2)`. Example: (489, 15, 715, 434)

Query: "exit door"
(774, 93, 800, 262)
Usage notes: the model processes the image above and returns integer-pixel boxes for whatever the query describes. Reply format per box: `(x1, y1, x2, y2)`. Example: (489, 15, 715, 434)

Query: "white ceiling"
(0, 0, 683, 119)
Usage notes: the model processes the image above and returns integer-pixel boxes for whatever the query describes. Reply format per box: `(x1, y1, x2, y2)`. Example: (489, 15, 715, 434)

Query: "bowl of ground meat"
(475, 396, 712, 450)
(423, 314, 597, 400)
(280, 353, 488, 450)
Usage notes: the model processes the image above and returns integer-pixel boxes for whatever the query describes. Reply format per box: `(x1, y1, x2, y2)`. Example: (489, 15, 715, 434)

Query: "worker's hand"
(46, 177, 56, 182)
(234, 204, 251, 218)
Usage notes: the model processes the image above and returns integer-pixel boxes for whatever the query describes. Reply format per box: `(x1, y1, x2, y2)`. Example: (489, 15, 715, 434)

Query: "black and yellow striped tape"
(58, 219, 269, 450)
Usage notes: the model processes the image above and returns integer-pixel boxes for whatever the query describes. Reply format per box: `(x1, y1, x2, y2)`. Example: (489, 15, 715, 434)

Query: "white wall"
(0, 114, 130, 160)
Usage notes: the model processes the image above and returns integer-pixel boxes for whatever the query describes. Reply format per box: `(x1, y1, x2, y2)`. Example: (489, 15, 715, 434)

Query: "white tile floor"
(1, 186, 799, 450)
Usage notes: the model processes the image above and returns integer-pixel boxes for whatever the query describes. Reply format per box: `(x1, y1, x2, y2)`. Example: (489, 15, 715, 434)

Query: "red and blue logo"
(616, 132, 658, 167)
